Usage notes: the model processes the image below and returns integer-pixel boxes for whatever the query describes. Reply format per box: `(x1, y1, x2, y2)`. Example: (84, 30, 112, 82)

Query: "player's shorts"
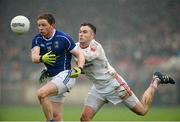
(49, 70, 75, 103)
(84, 74, 140, 112)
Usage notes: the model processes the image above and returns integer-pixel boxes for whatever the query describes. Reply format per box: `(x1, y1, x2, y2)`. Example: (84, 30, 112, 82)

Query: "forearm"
(76, 52, 85, 69)
(31, 54, 41, 63)
(31, 47, 41, 64)
(70, 50, 85, 78)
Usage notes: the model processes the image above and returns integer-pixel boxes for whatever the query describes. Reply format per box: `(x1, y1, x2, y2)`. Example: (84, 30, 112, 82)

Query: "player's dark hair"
(37, 13, 55, 25)
(80, 22, 96, 34)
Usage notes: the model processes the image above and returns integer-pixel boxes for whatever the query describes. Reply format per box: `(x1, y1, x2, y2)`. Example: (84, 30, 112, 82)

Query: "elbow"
(31, 59, 37, 64)
(31, 57, 40, 64)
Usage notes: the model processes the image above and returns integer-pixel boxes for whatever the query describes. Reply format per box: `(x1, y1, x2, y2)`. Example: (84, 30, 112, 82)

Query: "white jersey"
(76, 41, 138, 110)
(76, 40, 117, 90)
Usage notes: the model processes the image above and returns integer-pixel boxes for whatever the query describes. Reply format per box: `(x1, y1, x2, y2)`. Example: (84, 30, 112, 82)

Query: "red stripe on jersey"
(115, 74, 132, 96)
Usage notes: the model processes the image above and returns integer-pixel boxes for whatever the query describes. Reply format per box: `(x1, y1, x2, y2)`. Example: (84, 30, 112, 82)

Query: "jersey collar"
(42, 29, 56, 41)
(80, 39, 95, 49)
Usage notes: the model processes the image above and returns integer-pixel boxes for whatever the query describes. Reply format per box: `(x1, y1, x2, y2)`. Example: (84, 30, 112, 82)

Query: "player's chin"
(79, 39, 85, 43)
(40, 32, 46, 36)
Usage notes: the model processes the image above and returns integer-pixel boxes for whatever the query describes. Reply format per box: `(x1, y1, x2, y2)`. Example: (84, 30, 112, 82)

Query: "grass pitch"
(0, 105, 180, 121)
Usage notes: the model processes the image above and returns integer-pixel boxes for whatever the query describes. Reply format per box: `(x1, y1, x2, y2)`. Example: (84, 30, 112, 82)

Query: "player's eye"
(83, 30, 87, 33)
(42, 24, 47, 27)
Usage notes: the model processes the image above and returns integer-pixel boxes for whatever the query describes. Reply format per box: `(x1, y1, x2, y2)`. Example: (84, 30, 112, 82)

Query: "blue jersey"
(32, 30, 76, 77)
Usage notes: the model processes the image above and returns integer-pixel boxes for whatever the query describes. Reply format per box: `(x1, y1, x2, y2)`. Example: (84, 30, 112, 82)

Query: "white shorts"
(84, 74, 139, 112)
(49, 70, 75, 102)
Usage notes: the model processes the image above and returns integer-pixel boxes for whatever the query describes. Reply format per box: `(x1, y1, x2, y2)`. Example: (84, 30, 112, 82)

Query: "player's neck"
(80, 42, 90, 49)
(47, 29, 54, 38)
(43, 29, 56, 40)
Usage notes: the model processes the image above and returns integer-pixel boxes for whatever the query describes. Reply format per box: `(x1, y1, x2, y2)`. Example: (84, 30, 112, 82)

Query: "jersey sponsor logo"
(90, 46, 96, 52)
(40, 43, 45, 47)
(54, 41, 59, 48)
(47, 46, 51, 51)
(46, 42, 52, 45)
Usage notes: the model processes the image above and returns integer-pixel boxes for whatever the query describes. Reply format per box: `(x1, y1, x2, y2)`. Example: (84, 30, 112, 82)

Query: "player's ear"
(92, 32, 95, 39)
(52, 23, 55, 28)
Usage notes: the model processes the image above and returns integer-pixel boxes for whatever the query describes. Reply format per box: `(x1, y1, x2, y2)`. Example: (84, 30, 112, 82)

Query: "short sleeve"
(64, 35, 76, 51)
(31, 36, 41, 49)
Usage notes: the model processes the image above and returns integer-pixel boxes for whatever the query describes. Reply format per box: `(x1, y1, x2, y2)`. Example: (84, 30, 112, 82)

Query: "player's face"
(37, 19, 54, 38)
(79, 26, 94, 43)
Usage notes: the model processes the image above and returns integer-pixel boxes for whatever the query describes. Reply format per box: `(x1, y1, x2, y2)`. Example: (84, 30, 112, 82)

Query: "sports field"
(0, 105, 180, 121)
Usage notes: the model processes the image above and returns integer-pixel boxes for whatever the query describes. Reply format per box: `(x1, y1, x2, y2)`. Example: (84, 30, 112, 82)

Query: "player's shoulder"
(91, 40, 103, 49)
(55, 30, 73, 41)
(32, 34, 43, 41)
(75, 42, 80, 46)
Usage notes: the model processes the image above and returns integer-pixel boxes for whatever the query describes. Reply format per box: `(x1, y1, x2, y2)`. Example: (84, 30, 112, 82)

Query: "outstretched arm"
(71, 49, 85, 69)
(70, 49, 85, 78)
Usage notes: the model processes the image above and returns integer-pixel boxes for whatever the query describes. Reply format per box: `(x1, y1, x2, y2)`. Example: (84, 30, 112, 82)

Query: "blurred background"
(0, 0, 180, 120)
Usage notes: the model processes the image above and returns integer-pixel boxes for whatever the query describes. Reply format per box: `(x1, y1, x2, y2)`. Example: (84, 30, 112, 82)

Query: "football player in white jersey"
(76, 23, 175, 122)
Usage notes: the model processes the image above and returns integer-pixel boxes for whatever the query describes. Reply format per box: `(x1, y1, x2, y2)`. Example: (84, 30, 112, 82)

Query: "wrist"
(39, 56, 43, 62)
(78, 67, 83, 71)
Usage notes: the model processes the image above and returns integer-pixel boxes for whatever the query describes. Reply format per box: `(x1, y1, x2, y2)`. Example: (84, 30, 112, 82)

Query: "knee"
(136, 109, 148, 116)
(80, 113, 91, 122)
(53, 112, 62, 121)
(131, 105, 148, 116)
(36, 89, 47, 100)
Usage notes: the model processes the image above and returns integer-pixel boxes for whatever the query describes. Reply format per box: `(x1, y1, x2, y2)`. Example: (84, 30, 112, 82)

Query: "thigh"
(82, 94, 106, 120)
(84, 89, 107, 114)
(49, 94, 66, 103)
(38, 82, 58, 97)
(51, 70, 76, 94)
(105, 75, 132, 105)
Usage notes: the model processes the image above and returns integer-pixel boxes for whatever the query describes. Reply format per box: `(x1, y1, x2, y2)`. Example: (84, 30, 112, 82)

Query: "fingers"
(42, 51, 60, 66)
(48, 57, 56, 61)
(48, 54, 59, 60)
(46, 60, 56, 66)
(69, 73, 78, 78)
(73, 67, 81, 73)
(69, 67, 82, 78)
(46, 51, 52, 55)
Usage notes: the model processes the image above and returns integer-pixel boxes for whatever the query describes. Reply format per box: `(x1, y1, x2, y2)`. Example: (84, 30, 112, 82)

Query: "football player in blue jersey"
(31, 13, 85, 121)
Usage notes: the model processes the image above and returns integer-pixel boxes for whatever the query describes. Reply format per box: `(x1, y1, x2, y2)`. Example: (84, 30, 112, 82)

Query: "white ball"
(10, 15, 30, 34)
